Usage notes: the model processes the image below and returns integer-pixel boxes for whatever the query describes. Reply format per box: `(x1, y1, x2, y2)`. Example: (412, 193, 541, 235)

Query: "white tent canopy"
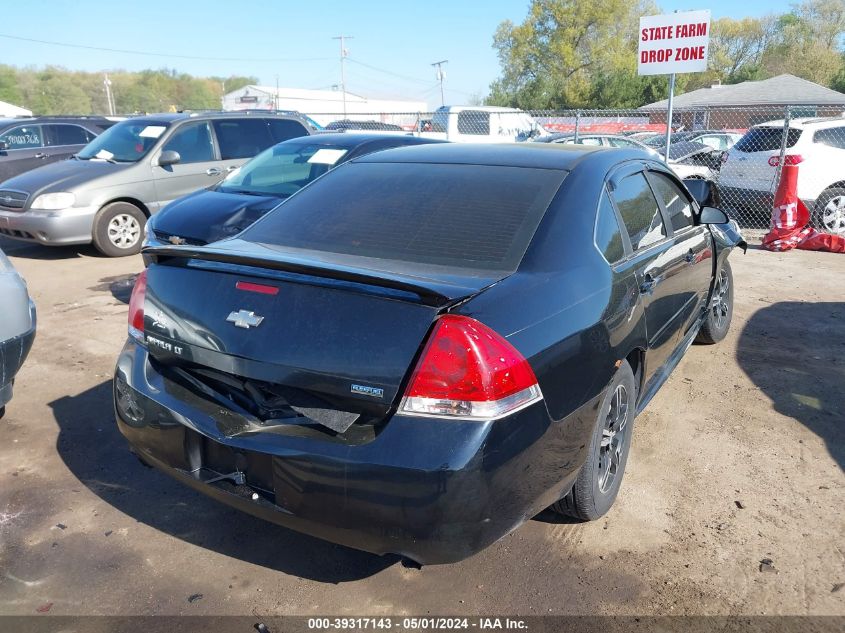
(0, 100, 32, 117)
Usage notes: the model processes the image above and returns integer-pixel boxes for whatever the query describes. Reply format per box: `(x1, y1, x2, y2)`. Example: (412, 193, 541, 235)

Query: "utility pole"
(332, 35, 353, 118)
(220, 80, 225, 110)
(275, 74, 279, 111)
(431, 60, 448, 107)
(103, 73, 115, 116)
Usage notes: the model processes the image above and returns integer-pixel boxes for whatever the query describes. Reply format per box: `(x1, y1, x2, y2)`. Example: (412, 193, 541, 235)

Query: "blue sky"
(2, 0, 793, 108)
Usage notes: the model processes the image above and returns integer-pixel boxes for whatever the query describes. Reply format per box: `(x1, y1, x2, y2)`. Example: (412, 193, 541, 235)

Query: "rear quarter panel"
(456, 157, 647, 423)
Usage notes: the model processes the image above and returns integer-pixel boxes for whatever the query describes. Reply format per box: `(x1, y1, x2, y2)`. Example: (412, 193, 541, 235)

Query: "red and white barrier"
(761, 164, 845, 253)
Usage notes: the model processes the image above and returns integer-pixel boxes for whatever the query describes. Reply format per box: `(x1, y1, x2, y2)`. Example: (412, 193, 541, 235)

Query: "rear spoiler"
(143, 244, 483, 306)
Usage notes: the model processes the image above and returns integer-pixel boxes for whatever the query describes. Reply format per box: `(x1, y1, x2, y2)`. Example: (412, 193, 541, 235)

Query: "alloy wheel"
(598, 384, 630, 493)
(107, 213, 141, 249)
(821, 196, 845, 235)
(711, 268, 730, 330)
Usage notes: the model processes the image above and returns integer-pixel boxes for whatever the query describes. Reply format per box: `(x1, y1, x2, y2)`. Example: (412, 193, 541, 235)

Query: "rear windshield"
(734, 127, 802, 152)
(242, 162, 565, 273)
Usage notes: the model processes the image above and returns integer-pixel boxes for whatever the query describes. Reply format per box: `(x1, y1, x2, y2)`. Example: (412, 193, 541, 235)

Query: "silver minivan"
(0, 112, 311, 256)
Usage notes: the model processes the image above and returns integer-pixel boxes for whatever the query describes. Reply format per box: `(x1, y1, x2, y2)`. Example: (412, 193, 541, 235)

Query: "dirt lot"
(0, 235, 843, 618)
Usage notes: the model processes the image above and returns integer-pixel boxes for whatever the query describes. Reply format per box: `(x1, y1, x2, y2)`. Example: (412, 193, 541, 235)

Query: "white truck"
(417, 105, 545, 143)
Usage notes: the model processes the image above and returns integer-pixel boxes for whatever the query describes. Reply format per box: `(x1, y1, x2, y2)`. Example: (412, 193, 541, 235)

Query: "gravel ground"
(0, 236, 843, 617)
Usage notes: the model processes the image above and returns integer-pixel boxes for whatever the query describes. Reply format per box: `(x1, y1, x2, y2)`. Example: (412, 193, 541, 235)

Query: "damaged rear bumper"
(113, 339, 596, 564)
(0, 308, 36, 408)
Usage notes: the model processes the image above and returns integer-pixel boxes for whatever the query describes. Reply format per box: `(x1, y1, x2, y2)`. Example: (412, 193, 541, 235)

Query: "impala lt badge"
(226, 309, 264, 329)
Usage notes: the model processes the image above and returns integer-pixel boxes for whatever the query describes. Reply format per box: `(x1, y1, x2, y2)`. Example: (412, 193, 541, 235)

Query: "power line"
(347, 58, 476, 97)
(346, 58, 431, 86)
(0, 32, 333, 63)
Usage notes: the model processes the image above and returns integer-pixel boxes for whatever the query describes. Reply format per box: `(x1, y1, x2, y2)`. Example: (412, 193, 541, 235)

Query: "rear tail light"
(127, 269, 148, 343)
(768, 154, 804, 167)
(400, 314, 542, 420)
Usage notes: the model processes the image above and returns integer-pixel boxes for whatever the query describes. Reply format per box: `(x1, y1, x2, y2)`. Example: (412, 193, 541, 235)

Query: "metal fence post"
(574, 110, 581, 144)
(773, 106, 792, 199)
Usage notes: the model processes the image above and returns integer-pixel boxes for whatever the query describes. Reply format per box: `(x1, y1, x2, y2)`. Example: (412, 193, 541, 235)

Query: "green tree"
(486, 0, 660, 109)
(761, 0, 845, 86)
(707, 17, 775, 84)
(0, 65, 22, 105)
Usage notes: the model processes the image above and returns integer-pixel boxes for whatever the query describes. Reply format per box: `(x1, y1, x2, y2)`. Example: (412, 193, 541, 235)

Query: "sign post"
(638, 9, 711, 164)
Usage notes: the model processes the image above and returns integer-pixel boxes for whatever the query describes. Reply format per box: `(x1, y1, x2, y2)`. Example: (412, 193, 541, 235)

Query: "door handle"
(206, 168, 222, 176)
(225, 165, 239, 172)
(35, 152, 48, 159)
(685, 249, 695, 263)
(639, 273, 657, 295)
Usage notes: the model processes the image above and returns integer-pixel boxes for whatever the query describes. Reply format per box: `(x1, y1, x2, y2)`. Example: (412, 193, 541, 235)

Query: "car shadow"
(736, 301, 844, 472)
(0, 238, 100, 260)
(48, 380, 397, 583)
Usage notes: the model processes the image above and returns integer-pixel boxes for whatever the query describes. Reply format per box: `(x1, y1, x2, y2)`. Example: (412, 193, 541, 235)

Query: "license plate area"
(185, 428, 275, 495)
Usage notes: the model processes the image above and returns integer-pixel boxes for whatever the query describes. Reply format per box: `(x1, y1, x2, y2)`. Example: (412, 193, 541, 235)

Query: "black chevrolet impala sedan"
(114, 143, 745, 564)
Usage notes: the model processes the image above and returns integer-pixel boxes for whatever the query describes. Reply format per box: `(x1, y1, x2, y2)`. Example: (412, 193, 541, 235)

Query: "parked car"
(114, 143, 745, 564)
(533, 132, 659, 153)
(0, 247, 36, 418)
(146, 133, 445, 247)
(419, 105, 546, 143)
(719, 118, 845, 235)
(665, 141, 724, 180)
(323, 120, 403, 132)
(645, 130, 742, 152)
(0, 116, 119, 182)
(0, 112, 311, 256)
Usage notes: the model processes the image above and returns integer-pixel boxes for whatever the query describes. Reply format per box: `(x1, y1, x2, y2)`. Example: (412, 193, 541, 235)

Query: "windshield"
(77, 119, 170, 162)
(217, 142, 350, 197)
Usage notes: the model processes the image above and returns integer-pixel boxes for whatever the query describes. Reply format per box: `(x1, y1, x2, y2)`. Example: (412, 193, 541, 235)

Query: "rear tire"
(696, 260, 733, 345)
(551, 360, 637, 521)
(812, 187, 845, 236)
(0, 406, 5, 420)
(92, 202, 146, 257)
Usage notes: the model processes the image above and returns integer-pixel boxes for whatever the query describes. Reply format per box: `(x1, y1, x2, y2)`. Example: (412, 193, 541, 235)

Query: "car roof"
(0, 115, 115, 128)
(115, 111, 308, 124)
(353, 141, 634, 170)
(283, 132, 442, 149)
(754, 116, 845, 129)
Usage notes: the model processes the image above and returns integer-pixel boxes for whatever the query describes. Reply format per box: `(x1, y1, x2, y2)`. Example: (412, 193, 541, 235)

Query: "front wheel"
(92, 202, 146, 257)
(696, 259, 733, 345)
(551, 359, 637, 521)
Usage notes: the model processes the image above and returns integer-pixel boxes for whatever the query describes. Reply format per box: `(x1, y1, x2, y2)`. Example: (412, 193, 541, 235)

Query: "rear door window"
(813, 127, 845, 150)
(213, 119, 273, 159)
(734, 128, 802, 152)
(612, 172, 667, 250)
(242, 162, 565, 273)
(45, 124, 96, 146)
(595, 189, 626, 263)
(457, 111, 489, 136)
(0, 125, 43, 149)
(268, 119, 309, 143)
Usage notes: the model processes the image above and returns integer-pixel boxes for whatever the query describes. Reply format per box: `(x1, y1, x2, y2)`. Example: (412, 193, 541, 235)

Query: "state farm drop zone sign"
(638, 10, 711, 76)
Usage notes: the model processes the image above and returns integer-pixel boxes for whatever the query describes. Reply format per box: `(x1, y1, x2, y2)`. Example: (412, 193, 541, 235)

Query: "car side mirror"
(157, 150, 181, 167)
(0, 141, 8, 151)
(699, 206, 729, 225)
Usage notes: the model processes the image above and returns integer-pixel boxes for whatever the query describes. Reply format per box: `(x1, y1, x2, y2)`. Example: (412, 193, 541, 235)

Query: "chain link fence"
(308, 105, 845, 236)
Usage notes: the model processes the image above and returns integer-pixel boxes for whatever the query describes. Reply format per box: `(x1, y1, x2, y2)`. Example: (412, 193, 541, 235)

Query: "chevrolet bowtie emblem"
(226, 309, 264, 329)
